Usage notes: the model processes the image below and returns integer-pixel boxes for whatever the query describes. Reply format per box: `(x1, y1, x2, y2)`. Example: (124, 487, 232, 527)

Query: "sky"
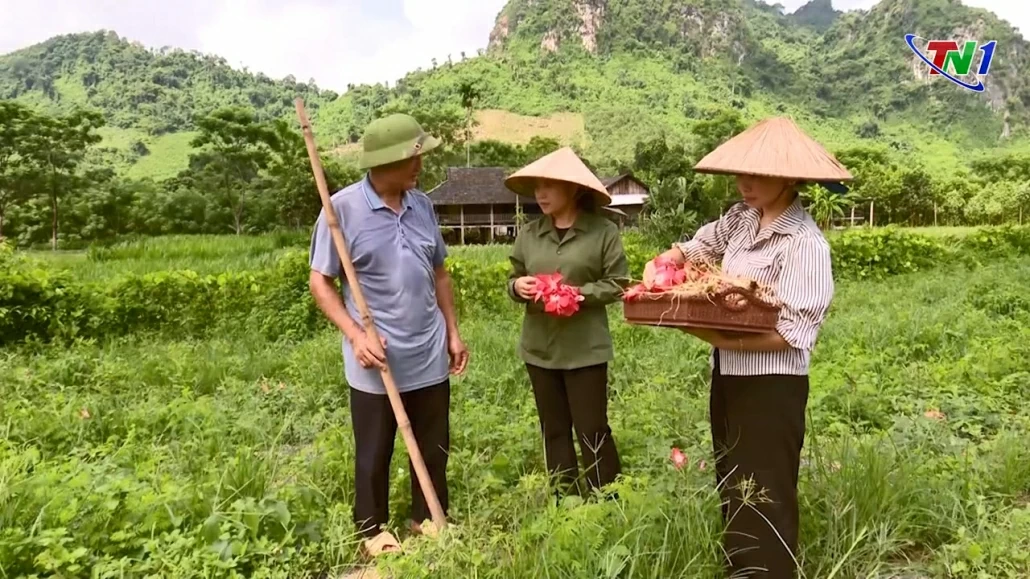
(0, 0, 1025, 92)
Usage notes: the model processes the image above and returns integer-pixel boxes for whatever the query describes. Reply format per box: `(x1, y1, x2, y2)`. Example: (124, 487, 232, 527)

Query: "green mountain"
(0, 30, 336, 133)
(0, 31, 337, 179)
(474, 0, 1029, 142)
(1, 0, 1028, 180)
(789, 0, 841, 32)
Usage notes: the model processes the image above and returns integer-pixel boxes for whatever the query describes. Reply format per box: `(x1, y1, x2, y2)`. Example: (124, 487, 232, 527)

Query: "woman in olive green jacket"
(504, 147, 629, 495)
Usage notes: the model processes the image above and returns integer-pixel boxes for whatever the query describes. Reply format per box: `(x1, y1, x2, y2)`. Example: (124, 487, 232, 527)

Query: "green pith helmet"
(359, 113, 441, 170)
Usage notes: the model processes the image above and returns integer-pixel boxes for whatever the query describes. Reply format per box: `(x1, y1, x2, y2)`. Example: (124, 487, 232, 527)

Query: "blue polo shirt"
(309, 175, 450, 394)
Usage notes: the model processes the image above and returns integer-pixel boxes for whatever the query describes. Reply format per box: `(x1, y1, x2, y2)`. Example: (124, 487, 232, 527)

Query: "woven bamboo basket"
(622, 285, 781, 333)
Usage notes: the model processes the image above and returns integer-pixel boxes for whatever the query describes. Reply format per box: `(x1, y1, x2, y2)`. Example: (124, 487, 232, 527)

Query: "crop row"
(2, 225, 1030, 347)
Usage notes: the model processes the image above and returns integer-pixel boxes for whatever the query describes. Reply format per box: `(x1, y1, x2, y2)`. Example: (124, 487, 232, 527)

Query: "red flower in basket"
(642, 255, 688, 292)
(532, 273, 584, 317)
(653, 255, 678, 268)
(651, 266, 686, 290)
(622, 283, 648, 302)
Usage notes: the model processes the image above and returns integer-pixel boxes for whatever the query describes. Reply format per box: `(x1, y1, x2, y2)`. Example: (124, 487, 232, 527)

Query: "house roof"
(601, 173, 650, 191)
(428, 167, 652, 206)
(427, 167, 515, 205)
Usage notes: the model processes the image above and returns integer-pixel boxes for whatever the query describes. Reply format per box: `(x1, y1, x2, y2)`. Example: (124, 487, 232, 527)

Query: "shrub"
(828, 227, 950, 280)
(0, 245, 99, 346)
(957, 225, 1030, 259)
(445, 256, 513, 315)
(248, 249, 325, 341)
(621, 229, 662, 280)
(2, 227, 1028, 346)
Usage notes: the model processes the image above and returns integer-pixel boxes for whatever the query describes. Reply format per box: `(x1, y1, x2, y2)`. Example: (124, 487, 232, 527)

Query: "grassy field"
(29, 233, 310, 281)
(4, 232, 1030, 577)
(23, 225, 978, 279)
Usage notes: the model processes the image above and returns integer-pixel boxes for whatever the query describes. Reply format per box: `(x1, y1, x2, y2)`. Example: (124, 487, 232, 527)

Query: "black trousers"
(349, 380, 450, 538)
(525, 362, 621, 493)
(710, 352, 809, 578)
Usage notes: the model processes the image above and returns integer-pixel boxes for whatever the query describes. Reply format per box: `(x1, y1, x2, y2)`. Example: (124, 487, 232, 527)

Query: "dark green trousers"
(526, 362, 622, 494)
(711, 352, 809, 578)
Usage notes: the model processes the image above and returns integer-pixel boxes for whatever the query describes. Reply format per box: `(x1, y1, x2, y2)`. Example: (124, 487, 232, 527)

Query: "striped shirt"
(675, 197, 834, 376)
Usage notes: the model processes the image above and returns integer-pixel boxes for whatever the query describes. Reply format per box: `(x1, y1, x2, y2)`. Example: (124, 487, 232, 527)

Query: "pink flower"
(670, 447, 687, 470)
(622, 283, 647, 302)
(644, 258, 688, 291)
(532, 273, 564, 301)
(533, 273, 584, 317)
(653, 255, 678, 268)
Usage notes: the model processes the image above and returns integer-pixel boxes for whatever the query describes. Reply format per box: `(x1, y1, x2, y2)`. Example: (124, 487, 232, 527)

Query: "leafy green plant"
(4, 226, 1029, 346)
(828, 226, 950, 280)
(958, 225, 1030, 258)
(4, 240, 1030, 577)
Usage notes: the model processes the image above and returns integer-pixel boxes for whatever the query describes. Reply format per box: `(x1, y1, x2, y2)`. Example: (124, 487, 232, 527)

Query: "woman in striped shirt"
(646, 117, 849, 578)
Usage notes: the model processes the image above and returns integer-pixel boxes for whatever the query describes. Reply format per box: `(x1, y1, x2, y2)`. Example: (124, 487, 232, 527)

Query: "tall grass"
(23, 225, 979, 281)
(25, 232, 310, 280)
(3, 242, 1030, 576)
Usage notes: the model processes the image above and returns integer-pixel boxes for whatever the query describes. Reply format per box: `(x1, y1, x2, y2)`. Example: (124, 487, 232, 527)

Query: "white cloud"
(0, 0, 205, 55)
(195, 0, 358, 86)
(0, 0, 1023, 93)
(0, 0, 506, 91)
(961, 0, 1029, 37)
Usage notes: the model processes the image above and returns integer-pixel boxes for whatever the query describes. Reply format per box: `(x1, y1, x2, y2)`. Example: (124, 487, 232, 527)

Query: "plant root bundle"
(622, 257, 780, 308)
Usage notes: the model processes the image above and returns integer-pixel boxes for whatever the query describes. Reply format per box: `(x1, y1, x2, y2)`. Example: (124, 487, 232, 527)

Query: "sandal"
(408, 519, 458, 538)
(362, 531, 402, 557)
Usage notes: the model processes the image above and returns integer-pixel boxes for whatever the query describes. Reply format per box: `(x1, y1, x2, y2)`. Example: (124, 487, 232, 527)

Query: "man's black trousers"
(349, 379, 450, 538)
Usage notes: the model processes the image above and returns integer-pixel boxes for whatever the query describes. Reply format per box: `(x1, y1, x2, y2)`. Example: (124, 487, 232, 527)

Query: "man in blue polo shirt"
(308, 113, 468, 555)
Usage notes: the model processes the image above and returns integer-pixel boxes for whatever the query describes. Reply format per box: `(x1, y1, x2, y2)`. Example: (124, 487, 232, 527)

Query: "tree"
(631, 135, 692, 187)
(265, 117, 362, 228)
(187, 107, 281, 235)
(468, 140, 523, 168)
(264, 118, 317, 229)
(631, 134, 728, 240)
(519, 137, 562, 166)
(640, 176, 704, 247)
(0, 102, 35, 239)
(804, 186, 847, 229)
(63, 168, 137, 243)
(25, 108, 105, 250)
(897, 166, 934, 225)
(834, 145, 899, 226)
(458, 81, 482, 167)
(466, 137, 561, 169)
(690, 108, 746, 159)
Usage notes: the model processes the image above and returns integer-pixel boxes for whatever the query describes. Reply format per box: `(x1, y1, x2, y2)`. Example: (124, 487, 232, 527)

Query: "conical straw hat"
(693, 117, 853, 184)
(505, 147, 612, 207)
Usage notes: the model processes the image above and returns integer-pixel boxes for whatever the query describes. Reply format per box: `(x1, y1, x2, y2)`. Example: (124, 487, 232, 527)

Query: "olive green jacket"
(507, 212, 630, 370)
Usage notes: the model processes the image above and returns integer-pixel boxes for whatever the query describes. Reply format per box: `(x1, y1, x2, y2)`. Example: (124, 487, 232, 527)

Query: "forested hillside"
(1, 0, 1029, 249)
(0, 30, 336, 133)
(317, 0, 1030, 156)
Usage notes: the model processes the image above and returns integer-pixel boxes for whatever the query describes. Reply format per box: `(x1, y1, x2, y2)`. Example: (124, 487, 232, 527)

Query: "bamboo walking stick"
(294, 98, 448, 532)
